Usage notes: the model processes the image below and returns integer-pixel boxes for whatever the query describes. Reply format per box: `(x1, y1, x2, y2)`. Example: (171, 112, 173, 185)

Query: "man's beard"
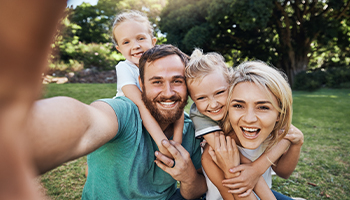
(141, 87, 188, 124)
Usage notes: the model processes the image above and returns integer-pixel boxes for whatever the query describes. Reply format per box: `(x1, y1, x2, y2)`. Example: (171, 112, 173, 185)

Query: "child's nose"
(208, 98, 219, 108)
(132, 41, 141, 49)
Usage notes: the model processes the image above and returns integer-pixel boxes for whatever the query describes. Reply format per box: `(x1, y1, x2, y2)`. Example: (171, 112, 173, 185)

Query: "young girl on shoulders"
(185, 49, 303, 199)
(112, 11, 183, 156)
(204, 61, 304, 199)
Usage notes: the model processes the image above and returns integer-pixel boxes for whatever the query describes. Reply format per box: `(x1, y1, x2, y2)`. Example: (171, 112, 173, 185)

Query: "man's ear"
(138, 76, 143, 92)
(152, 37, 157, 46)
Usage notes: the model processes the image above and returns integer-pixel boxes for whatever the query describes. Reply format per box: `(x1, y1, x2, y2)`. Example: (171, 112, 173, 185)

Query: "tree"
(160, 0, 350, 85)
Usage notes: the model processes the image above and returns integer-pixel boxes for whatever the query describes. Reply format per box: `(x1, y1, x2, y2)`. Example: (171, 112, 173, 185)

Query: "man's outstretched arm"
(27, 97, 119, 174)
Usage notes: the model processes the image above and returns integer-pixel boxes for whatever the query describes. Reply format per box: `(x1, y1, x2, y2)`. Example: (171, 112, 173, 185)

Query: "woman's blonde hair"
(185, 48, 232, 85)
(222, 60, 293, 151)
(111, 10, 154, 45)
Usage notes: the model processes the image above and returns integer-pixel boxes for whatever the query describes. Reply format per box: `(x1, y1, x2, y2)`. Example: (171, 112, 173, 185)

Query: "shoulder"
(97, 97, 140, 124)
(115, 61, 129, 70)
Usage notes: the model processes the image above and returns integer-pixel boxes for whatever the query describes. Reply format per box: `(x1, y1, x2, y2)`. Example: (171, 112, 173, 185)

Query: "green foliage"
(293, 66, 350, 90)
(160, 0, 350, 85)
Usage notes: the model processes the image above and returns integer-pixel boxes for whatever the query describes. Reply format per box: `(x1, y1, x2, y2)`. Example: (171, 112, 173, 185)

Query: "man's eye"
(174, 80, 183, 84)
(152, 81, 161, 84)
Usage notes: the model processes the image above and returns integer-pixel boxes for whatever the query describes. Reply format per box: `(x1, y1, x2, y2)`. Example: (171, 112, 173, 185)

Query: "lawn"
(40, 83, 350, 199)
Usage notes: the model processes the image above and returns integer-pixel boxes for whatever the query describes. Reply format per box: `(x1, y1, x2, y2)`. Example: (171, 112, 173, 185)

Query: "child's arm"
(172, 114, 183, 144)
(222, 138, 291, 197)
(272, 125, 304, 178)
(204, 133, 274, 200)
(122, 85, 174, 158)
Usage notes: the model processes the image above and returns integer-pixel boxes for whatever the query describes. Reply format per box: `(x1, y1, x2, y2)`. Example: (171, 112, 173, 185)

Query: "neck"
(160, 123, 174, 139)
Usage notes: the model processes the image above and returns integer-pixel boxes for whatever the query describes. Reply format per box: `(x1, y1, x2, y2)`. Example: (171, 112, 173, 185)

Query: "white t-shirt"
(205, 144, 272, 200)
(115, 60, 141, 97)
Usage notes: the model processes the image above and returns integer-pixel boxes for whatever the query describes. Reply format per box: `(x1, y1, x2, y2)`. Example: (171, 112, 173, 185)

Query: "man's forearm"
(180, 171, 207, 199)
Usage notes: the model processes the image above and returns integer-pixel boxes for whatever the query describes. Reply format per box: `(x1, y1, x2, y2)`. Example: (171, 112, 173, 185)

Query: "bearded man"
(27, 44, 207, 200)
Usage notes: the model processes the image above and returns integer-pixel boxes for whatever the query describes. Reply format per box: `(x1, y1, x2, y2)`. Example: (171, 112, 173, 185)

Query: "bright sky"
(67, 0, 98, 8)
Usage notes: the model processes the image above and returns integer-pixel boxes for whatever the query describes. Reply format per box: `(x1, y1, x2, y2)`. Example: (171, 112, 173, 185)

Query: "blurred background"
(41, 1, 350, 199)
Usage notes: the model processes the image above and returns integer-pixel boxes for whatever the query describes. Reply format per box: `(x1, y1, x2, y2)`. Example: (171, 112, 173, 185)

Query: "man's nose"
(163, 82, 175, 97)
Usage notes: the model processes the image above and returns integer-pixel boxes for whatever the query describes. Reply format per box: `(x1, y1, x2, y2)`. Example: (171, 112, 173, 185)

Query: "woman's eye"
(259, 106, 270, 110)
(232, 104, 243, 108)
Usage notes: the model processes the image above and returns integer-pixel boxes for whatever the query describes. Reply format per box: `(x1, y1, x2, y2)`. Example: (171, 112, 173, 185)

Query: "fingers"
(208, 146, 217, 163)
(228, 186, 249, 194)
(155, 151, 174, 168)
(237, 189, 253, 197)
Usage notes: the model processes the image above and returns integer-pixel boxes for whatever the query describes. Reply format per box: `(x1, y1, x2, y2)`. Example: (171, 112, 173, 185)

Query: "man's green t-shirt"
(82, 97, 202, 200)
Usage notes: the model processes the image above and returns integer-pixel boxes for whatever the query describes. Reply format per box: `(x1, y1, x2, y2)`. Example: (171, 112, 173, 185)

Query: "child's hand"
(222, 163, 261, 197)
(284, 124, 304, 146)
(208, 132, 240, 178)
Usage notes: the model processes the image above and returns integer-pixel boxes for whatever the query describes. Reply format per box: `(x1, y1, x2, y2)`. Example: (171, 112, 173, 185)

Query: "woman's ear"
(276, 114, 280, 122)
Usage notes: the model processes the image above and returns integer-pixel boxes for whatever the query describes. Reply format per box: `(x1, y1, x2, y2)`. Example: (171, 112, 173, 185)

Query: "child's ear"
(152, 37, 157, 46)
(115, 45, 120, 52)
(138, 76, 143, 92)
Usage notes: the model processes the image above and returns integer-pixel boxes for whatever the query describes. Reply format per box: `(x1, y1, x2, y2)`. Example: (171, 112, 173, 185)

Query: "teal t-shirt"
(82, 97, 202, 200)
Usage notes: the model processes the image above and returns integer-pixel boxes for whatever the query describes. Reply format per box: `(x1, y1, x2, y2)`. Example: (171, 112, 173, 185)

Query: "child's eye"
(123, 41, 129, 45)
(196, 97, 205, 101)
(216, 90, 226, 95)
(139, 37, 145, 40)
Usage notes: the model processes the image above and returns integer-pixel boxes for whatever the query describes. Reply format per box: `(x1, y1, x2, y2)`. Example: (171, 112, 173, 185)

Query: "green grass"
(40, 84, 350, 199)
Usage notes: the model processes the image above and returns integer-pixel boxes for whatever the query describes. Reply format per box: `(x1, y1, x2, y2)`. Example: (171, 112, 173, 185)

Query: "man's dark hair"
(139, 44, 189, 84)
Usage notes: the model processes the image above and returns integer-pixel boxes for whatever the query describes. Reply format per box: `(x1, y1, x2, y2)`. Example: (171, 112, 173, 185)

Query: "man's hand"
(154, 140, 197, 183)
(154, 140, 206, 199)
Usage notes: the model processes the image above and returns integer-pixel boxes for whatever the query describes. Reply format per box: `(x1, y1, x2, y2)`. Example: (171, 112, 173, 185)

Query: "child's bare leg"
(172, 113, 184, 144)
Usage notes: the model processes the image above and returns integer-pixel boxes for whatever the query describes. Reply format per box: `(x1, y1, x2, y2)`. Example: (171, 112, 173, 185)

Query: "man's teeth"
(242, 127, 258, 132)
(160, 101, 175, 105)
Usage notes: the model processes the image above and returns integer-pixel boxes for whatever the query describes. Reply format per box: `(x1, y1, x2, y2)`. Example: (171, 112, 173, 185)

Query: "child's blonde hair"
(185, 48, 231, 85)
(112, 10, 154, 45)
(222, 60, 293, 151)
